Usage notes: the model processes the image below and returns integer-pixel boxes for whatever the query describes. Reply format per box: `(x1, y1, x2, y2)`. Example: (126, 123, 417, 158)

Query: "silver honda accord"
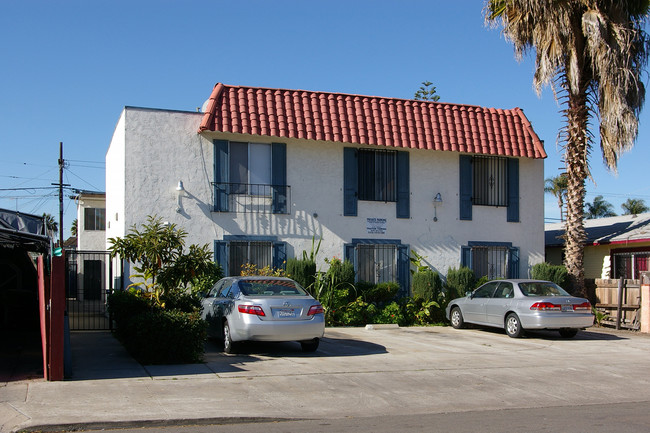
(445, 279, 594, 338)
(201, 276, 325, 353)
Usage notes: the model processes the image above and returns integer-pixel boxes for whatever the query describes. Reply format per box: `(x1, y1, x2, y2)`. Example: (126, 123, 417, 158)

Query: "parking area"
(5, 326, 650, 432)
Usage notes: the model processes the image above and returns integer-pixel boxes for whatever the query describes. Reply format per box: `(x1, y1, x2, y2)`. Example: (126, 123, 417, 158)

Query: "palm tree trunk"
(563, 87, 589, 296)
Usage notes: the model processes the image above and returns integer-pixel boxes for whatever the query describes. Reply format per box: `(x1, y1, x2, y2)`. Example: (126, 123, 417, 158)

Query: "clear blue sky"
(1, 1, 649, 240)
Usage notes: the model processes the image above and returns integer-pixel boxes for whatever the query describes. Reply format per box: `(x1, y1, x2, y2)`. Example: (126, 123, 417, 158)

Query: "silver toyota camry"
(445, 279, 594, 338)
(200, 276, 325, 353)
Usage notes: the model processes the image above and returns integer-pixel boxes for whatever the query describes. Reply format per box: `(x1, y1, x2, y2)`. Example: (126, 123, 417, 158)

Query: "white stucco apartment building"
(106, 83, 547, 295)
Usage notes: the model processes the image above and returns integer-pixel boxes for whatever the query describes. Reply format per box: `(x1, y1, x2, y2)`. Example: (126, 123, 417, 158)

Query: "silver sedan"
(445, 279, 594, 338)
(200, 276, 325, 353)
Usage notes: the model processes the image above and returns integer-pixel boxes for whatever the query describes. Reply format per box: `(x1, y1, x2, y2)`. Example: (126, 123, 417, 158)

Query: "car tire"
(223, 321, 237, 354)
(450, 307, 465, 329)
(559, 328, 578, 338)
(505, 313, 524, 338)
(300, 338, 320, 352)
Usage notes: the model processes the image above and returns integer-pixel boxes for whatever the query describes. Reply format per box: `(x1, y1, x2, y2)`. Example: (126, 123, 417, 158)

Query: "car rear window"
(238, 279, 308, 296)
(519, 282, 570, 297)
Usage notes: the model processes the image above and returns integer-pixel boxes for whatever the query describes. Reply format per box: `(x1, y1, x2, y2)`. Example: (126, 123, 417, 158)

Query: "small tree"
(414, 81, 441, 101)
(585, 195, 616, 219)
(108, 216, 216, 306)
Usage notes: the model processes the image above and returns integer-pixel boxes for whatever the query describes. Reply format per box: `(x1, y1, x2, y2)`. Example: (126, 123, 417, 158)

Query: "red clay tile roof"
(198, 83, 546, 159)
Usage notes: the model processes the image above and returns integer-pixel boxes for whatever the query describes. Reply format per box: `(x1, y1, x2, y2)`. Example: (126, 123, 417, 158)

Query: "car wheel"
(559, 328, 578, 338)
(300, 338, 320, 352)
(223, 321, 237, 354)
(505, 313, 524, 338)
(450, 307, 465, 329)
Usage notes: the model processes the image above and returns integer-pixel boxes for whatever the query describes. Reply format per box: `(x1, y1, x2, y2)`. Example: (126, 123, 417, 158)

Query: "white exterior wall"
(106, 107, 545, 280)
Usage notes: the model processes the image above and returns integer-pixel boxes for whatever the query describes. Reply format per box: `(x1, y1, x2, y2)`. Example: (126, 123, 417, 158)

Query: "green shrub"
(326, 258, 355, 287)
(412, 270, 443, 302)
(531, 262, 570, 289)
(125, 309, 207, 364)
(108, 289, 150, 333)
(335, 297, 375, 326)
(160, 289, 202, 313)
(362, 281, 400, 303)
(403, 297, 444, 325)
(286, 258, 316, 289)
(445, 266, 476, 299)
(374, 301, 405, 325)
(108, 289, 207, 364)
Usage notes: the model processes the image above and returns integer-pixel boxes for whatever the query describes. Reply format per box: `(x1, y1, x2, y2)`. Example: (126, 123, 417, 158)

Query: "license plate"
(277, 308, 297, 318)
(561, 305, 574, 312)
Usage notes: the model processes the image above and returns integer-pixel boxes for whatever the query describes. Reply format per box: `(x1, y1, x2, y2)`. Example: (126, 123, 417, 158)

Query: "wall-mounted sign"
(366, 217, 387, 234)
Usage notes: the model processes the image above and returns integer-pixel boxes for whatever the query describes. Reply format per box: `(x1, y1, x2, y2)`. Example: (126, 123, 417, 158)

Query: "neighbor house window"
(613, 251, 650, 279)
(462, 242, 519, 279)
(358, 149, 397, 202)
(84, 208, 105, 231)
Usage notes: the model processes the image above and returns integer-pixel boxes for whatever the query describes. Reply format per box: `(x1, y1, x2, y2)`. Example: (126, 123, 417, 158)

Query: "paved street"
(3, 326, 650, 432)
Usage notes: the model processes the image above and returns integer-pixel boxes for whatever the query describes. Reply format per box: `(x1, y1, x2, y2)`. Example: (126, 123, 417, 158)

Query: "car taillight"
(308, 305, 324, 316)
(530, 302, 561, 311)
(238, 305, 266, 316)
(573, 301, 591, 311)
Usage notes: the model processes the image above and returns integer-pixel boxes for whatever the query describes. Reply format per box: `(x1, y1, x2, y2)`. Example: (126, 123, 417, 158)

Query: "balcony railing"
(212, 182, 291, 214)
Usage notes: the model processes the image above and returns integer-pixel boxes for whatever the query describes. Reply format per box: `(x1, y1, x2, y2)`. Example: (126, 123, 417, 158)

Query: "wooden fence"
(594, 278, 640, 330)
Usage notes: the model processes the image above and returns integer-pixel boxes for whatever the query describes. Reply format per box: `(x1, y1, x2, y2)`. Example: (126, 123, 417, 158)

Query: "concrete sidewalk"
(2, 326, 650, 432)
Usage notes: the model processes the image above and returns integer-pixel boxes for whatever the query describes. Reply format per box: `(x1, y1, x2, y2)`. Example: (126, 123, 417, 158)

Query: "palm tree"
(621, 198, 649, 215)
(42, 213, 58, 238)
(71, 218, 78, 237)
(585, 195, 616, 219)
(544, 174, 569, 221)
(485, 1, 649, 295)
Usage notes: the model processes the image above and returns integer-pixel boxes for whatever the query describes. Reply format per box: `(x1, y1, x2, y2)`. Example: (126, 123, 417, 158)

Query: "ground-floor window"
(214, 237, 286, 276)
(612, 251, 650, 280)
(345, 239, 410, 297)
(356, 244, 397, 284)
(462, 242, 519, 280)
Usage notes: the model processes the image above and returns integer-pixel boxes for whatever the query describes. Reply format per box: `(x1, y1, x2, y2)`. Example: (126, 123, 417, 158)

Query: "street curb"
(15, 416, 306, 433)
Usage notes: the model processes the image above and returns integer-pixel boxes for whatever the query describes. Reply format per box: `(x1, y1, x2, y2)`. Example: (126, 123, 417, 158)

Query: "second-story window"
(230, 142, 272, 196)
(358, 149, 397, 202)
(84, 208, 106, 231)
(472, 155, 508, 206)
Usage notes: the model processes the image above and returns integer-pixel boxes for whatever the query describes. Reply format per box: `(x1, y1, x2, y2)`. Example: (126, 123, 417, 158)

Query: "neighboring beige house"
(545, 213, 650, 280)
(74, 191, 106, 251)
(106, 83, 548, 294)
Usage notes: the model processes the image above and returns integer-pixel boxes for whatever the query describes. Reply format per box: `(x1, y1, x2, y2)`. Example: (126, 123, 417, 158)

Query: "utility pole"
(53, 142, 69, 248)
(58, 142, 64, 247)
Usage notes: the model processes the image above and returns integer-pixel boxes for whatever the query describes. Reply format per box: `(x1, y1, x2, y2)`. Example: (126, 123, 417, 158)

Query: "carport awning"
(0, 208, 49, 253)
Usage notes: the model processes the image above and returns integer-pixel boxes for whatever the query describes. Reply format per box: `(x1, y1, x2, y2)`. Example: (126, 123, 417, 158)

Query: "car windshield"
(238, 279, 308, 296)
(518, 282, 570, 297)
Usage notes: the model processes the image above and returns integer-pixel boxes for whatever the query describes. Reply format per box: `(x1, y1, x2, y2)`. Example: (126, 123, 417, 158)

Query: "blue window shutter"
(461, 245, 472, 269)
(214, 140, 229, 212)
(459, 155, 472, 220)
(344, 243, 355, 263)
(214, 241, 228, 276)
(396, 151, 410, 219)
(273, 242, 287, 270)
(397, 244, 410, 297)
(507, 158, 519, 222)
(272, 142, 287, 214)
(508, 247, 520, 279)
(343, 148, 358, 216)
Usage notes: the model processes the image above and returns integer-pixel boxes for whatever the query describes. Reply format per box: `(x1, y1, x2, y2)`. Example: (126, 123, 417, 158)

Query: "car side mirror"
(466, 291, 473, 298)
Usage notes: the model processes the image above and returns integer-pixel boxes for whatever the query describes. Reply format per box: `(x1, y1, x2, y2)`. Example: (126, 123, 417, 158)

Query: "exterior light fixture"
(175, 181, 185, 213)
(433, 193, 443, 222)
